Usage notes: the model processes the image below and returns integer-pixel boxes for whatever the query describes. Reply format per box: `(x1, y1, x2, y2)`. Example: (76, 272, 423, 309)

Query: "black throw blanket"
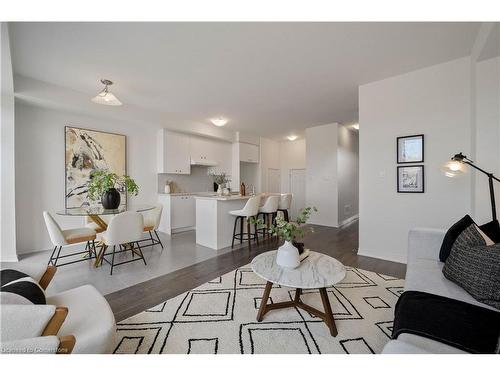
(393, 291, 500, 353)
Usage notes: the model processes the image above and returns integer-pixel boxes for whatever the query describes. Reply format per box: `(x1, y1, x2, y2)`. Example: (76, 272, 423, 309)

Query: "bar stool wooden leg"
(231, 216, 238, 249)
(247, 219, 252, 250)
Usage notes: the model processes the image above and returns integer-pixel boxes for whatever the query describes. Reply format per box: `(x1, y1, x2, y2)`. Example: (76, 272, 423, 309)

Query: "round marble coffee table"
(251, 250, 346, 337)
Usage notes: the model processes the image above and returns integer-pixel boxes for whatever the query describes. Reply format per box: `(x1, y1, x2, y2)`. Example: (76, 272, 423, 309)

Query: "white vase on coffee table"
(276, 240, 300, 269)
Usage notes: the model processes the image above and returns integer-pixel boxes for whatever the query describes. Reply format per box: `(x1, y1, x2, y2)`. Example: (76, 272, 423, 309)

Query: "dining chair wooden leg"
(154, 230, 164, 249)
(110, 245, 116, 275)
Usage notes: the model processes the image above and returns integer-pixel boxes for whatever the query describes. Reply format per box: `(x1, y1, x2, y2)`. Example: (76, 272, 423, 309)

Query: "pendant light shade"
(91, 79, 122, 106)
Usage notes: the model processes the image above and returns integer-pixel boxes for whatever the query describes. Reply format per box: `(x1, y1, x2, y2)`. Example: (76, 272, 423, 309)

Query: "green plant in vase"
(251, 206, 317, 265)
(87, 171, 139, 209)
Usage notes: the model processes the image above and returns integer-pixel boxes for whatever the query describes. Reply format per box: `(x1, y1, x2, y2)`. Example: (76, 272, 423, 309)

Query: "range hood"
(190, 158, 218, 167)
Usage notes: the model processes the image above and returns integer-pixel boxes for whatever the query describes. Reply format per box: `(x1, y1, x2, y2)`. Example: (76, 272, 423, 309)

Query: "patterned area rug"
(114, 264, 404, 354)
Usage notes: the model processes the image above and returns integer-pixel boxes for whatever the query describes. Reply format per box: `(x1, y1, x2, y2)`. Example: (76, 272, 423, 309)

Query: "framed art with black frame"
(397, 134, 424, 164)
(397, 165, 424, 193)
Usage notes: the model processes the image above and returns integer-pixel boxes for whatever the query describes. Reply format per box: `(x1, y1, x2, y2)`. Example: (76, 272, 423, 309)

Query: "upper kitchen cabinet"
(157, 129, 191, 174)
(239, 142, 259, 163)
(189, 136, 217, 165)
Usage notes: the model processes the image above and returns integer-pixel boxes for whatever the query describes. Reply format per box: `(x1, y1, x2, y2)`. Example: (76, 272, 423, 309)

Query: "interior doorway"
(289, 168, 306, 220)
(267, 168, 281, 193)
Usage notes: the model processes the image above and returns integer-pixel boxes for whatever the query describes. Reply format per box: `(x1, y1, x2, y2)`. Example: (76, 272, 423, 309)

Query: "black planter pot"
(101, 188, 121, 209)
(293, 241, 305, 255)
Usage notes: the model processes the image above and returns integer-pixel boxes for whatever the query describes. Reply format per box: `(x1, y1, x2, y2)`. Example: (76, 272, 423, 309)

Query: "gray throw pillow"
(443, 224, 500, 310)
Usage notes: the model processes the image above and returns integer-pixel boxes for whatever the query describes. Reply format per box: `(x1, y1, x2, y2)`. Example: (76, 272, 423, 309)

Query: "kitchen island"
(194, 194, 252, 250)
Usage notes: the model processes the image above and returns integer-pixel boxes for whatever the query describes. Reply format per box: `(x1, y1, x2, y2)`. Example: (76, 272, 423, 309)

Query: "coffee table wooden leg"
(256, 281, 273, 322)
(319, 288, 338, 337)
(294, 288, 302, 303)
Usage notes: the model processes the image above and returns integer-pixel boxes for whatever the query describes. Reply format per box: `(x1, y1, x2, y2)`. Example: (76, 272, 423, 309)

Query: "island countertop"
(193, 194, 253, 201)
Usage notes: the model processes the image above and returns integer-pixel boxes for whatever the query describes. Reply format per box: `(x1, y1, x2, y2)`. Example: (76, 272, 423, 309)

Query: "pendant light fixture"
(91, 79, 122, 106)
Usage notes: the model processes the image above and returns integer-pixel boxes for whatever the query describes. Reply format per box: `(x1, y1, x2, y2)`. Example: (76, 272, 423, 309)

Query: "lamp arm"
(463, 161, 500, 183)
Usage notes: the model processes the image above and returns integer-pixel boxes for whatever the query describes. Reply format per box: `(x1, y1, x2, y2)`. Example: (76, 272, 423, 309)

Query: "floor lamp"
(443, 152, 500, 221)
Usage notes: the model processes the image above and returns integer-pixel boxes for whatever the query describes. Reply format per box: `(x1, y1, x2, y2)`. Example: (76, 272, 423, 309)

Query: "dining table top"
(56, 204, 155, 216)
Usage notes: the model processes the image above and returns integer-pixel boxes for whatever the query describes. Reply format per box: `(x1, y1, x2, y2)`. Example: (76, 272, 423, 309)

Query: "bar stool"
(257, 195, 280, 240)
(230, 196, 261, 250)
(278, 193, 293, 222)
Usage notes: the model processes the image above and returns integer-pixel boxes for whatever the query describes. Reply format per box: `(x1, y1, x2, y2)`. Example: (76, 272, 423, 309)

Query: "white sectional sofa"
(382, 228, 499, 354)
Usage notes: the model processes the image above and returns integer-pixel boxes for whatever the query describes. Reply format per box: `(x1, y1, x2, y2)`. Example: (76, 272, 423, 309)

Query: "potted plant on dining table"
(87, 171, 139, 209)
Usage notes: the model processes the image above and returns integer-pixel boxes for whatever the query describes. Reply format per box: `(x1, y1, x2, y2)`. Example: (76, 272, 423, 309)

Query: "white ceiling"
(10, 22, 480, 139)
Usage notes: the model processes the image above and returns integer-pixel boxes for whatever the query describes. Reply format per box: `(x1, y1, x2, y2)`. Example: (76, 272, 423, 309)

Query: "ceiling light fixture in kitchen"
(211, 117, 228, 127)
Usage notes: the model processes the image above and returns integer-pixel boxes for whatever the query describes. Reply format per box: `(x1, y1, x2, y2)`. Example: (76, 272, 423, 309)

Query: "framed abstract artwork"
(397, 134, 424, 163)
(397, 165, 424, 193)
(65, 126, 126, 208)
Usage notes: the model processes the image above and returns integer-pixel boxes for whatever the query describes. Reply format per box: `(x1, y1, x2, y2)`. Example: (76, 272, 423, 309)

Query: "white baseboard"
(357, 248, 407, 264)
(339, 214, 359, 227)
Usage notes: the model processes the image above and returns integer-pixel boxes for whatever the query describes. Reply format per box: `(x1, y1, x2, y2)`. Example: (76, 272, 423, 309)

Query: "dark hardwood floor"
(105, 220, 406, 322)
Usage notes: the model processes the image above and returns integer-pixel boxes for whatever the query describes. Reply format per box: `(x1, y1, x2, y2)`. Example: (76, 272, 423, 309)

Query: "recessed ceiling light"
(91, 79, 122, 106)
(211, 118, 228, 127)
(351, 124, 359, 130)
(287, 135, 298, 141)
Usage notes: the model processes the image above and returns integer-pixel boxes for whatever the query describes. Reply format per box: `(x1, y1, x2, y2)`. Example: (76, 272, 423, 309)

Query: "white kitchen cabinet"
(239, 142, 259, 163)
(171, 195, 196, 230)
(189, 136, 217, 164)
(158, 194, 196, 234)
(157, 129, 191, 174)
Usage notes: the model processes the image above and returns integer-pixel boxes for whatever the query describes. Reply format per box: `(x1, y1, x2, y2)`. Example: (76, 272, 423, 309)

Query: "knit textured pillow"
(443, 225, 500, 310)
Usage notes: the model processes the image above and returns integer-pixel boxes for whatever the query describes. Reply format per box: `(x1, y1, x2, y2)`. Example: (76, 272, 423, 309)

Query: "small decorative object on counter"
(164, 180, 171, 194)
(87, 171, 139, 209)
(240, 182, 246, 196)
(251, 206, 317, 269)
(208, 169, 231, 196)
(222, 186, 230, 196)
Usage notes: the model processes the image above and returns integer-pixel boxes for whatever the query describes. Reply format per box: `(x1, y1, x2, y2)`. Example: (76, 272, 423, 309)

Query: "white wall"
(306, 123, 339, 227)
(279, 139, 306, 193)
(474, 56, 500, 223)
(359, 57, 472, 263)
(15, 103, 158, 254)
(259, 137, 280, 193)
(338, 125, 359, 225)
(0, 23, 17, 261)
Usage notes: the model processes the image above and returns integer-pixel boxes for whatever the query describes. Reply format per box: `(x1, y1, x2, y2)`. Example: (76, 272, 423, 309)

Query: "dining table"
(57, 204, 155, 267)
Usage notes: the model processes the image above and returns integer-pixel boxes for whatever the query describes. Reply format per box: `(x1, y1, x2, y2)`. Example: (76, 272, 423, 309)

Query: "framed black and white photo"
(397, 165, 424, 193)
(397, 134, 424, 163)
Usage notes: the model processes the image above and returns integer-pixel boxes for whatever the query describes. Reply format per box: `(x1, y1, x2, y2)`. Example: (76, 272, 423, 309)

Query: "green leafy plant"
(207, 169, 231, 185)
(87, 171, 139, 201)
(251, 206, 317, 242)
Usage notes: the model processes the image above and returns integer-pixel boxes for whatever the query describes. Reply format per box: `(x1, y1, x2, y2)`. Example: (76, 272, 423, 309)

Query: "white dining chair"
(257, 195, 280, 239)
(84, 215, 114, 234)
(43, 211, 97, 267)
(229, 196, 261, 249)
(278, 193, 293, 222)
(142, 205, 164, 249)
(100, 211, 146, 275)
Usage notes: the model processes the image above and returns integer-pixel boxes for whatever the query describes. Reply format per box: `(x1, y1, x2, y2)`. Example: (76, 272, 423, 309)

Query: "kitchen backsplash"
(158, 165, 215, 193)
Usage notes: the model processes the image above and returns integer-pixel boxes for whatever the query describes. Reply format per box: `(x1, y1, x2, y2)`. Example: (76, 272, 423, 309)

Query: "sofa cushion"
(443, 225, 500, 310)
(0, 269, 46, 305)
(439, 215, 475, 262)
(46, 285, 116, 354)
(405, 258, 497, 311)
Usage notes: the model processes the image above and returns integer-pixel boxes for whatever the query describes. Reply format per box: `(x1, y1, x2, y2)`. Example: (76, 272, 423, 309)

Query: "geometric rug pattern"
(114, 265, 404, 354)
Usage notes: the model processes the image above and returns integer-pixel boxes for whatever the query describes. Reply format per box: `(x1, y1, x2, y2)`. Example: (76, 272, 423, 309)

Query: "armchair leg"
(39, 266, 57, 290)
(57, 335, 76, 354)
